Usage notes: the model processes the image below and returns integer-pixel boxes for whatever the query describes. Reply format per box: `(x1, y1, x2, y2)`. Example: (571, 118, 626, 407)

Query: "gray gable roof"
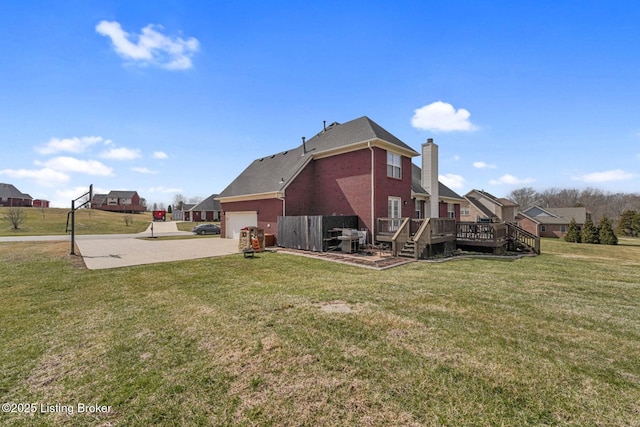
(219, 116, 418, 198)
(0, 183, 32, 200)
(411, 164, 463, 201)
(107, 190, 138, 198)
(520, 206, 588, 225)
(190, 194, 221, 212)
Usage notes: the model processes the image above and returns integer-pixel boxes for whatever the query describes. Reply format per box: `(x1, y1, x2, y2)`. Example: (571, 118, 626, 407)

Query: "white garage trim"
(225, 211, 258, 239)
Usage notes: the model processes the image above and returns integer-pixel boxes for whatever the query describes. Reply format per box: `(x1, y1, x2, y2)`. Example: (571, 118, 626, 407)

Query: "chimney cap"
(427, 138, 434, 144)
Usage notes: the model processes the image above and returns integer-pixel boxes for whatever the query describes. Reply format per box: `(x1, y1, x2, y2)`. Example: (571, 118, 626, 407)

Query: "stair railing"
(391, 218, 411, 257)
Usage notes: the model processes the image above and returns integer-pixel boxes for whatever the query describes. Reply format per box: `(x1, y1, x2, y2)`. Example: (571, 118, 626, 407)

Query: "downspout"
(368, 141, 375, 244)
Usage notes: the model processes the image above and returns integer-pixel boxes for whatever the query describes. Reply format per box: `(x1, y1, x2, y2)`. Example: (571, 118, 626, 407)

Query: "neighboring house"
(516, 206, 589, 238)
(217, 116, 463, 241)
(460, 189, 519, 222)
(0, 183, 33, 207)
(173, 203, 196, 221)
(186, 194, 221, 222)
(33, 199, 50, 208)
(91, 190, 146, 213)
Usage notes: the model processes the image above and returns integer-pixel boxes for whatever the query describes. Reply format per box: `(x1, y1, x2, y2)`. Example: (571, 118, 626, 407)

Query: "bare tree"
(173, 194, 186, 211)
(508, 187, 538, 209)
(3, 207, 27, 230)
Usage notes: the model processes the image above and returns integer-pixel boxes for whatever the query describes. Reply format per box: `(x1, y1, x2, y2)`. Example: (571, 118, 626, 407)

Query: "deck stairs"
(399, 239, 416, 258)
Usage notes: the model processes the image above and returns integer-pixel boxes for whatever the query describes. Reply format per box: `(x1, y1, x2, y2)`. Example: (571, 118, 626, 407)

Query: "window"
(415, 200, 422, 219)
(387, 152, 402, 179)
(541, 225, 546, 232)
(561, 225, 567, 233)
(448, 203, 455, 219)
(461, 206, 470, 216)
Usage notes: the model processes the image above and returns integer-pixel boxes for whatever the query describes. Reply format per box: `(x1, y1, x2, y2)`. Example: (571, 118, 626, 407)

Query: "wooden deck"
(376, 218, 539, 259)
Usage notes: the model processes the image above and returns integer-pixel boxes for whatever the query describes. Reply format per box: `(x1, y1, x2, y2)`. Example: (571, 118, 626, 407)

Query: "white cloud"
(489, 174, 535, 185)
(411, 101, 477, 132)
(153, 151, 169, 159)
(101, 147, 141, 160)
(96, 20, 199, 70)
(439, 173, 466, 189)
(132, 167, 157, 174)
(572, 169, 636, 183)
(473, 161, 496, 169)
(35, 157, 113, 176)
(36, 136, 104, 154)
(0, 168, 69, 186)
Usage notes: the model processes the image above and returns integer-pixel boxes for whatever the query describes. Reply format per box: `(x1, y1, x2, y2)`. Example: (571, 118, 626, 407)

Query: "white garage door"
(225, 211, 258, 239)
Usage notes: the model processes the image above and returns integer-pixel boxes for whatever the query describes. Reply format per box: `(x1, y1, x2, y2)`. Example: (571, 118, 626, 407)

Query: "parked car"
(192, 224, 220, 235)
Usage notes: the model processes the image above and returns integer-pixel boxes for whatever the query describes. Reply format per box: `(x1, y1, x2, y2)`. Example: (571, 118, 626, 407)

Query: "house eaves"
(218, 116, 418, 201)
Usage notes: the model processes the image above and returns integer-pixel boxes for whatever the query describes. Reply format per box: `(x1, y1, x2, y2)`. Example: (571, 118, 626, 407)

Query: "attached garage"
(225, 211, 258, 239)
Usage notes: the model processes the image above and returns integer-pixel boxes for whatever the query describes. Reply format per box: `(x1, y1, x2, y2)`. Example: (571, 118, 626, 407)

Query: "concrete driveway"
(75, 221, 240, 269)
(1, 221, 242, 269)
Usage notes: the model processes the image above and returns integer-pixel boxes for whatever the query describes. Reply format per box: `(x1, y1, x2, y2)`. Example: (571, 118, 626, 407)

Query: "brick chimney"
(421, 138, 439, 218)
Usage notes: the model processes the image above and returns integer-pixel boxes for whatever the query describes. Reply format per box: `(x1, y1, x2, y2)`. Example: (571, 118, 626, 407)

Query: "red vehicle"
(152, 210, 166, 221)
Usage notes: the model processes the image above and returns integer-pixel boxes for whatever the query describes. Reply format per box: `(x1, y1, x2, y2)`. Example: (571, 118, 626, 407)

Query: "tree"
(508, 187, 538, 209)
(173, 194, 186, 211)
(598, 215, 618, 245)
(581, 216, 599, 244)
(564, 218, 581, 243)
(2, 207, 27, 230)
(617, 210, 639, 237)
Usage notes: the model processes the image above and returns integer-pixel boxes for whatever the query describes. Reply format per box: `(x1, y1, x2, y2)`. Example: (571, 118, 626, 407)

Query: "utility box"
(239, 227, 265, 251)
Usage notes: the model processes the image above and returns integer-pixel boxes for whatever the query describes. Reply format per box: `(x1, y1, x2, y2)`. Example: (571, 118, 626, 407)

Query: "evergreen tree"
(581, 216, 599, 244)
(598, 215, 618, 245)
(616, 210, 636, 236)
(564, 218, 581, 243)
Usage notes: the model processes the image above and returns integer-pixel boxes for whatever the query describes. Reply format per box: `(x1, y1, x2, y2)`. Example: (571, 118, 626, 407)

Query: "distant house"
(460, 189, 519, 223)
(185, 194, 221, 222)
(0, 183, 33, 207)
(217, 116, 464, 241)
(33, 199, 50, 208)
(172, 203, 195, 221)
(91, 190, 146, 213)
(517, 206, 589, 238)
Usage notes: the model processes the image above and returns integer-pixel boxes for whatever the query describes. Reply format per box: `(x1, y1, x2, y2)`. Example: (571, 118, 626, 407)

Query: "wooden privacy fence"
(277, 215, 358, 252)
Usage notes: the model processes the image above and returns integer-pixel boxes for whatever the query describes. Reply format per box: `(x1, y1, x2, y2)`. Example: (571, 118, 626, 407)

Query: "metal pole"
(70, 199, 75, 255)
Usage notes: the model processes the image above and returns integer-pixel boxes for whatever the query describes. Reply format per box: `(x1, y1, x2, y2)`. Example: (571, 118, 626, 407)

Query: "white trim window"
(448, 203, 455, 219)
(388, 196, 402, 231)
(387, 151, 402, 179)
(461, 206, 470, 216)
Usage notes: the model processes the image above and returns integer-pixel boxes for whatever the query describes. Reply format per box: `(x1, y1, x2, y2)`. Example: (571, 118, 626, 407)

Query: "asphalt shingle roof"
(190, 194, 221, 211)
(0, 183, 32, 199)
(411, 164, 463, 200)
(219, 116, 418, 198)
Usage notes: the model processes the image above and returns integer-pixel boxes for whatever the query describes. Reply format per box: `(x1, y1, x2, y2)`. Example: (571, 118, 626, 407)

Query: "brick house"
(91, 190, 146, 213)
(460, 189, 519, 223)
(185, 194, 221, 222)
(0, 183, 33, 207)
(516, 206, 589, 238)
(217, 116, 463, 241)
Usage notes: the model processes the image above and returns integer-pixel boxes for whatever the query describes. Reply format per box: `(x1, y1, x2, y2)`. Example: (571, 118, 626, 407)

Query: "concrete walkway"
(75, 221, 240, 270)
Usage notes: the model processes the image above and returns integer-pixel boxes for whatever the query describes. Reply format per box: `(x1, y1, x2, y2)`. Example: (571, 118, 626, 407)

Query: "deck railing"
(390, 218, 411, 256)
(506, 222, 540, 254)
(457, 222, 507, 245)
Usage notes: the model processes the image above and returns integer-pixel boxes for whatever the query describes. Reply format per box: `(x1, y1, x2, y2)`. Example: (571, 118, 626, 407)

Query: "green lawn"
(0, 208, 152, 236)
(1, 238, 639, 426)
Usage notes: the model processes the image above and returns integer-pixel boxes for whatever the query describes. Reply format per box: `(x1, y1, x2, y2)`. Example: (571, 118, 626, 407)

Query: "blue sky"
(1, 1, 639, 208)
